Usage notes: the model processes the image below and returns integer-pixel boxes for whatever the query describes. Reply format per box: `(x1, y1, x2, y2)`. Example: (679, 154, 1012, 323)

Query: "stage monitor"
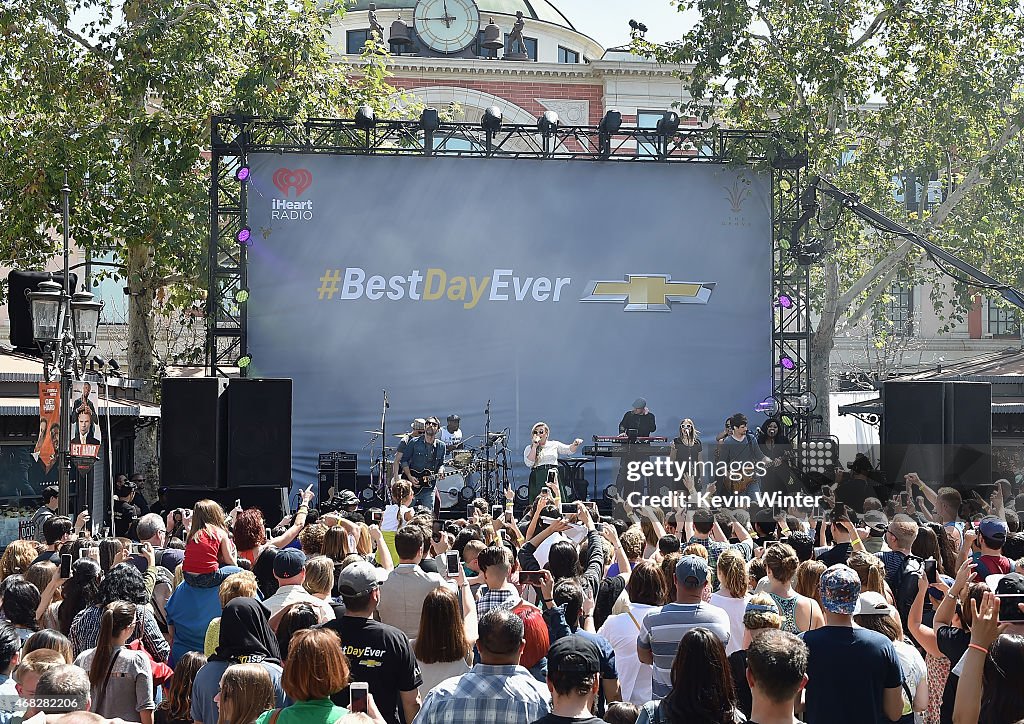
(244, 155, 774, 487)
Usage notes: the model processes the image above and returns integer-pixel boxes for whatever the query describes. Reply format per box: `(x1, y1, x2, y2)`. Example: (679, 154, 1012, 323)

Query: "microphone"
(485, 399, 491, 415)
(383, 390, 389, 408)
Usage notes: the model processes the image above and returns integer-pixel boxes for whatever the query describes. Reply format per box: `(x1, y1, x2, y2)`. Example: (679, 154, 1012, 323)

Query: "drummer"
(440, 413, 463, 450)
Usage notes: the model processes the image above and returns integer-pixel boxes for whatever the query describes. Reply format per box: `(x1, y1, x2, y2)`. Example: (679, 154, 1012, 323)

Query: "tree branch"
(749, 19, 820, 137)
(838, 247, 915, 333)
(849, 9, 894, 52)
(164, 2, 220, 30)
(42, 13, 110, 65)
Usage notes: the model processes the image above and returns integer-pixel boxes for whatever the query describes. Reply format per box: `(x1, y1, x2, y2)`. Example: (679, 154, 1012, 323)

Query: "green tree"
(644, 0, 1024, 428)
(0, 0, 401, 470)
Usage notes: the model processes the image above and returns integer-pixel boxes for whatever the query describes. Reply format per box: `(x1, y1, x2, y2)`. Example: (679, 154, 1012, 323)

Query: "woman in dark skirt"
(524, 421, 583, 501)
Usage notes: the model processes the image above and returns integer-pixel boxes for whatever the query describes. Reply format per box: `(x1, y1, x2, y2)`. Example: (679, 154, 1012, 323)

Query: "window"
(636, 110, 661, 157)
(346, 29, 371, 55)
(989, 304, 1020, 338)
(504, 33, 537, 60)
(557, 46, 579, 64)
(874, 283, 914, 337)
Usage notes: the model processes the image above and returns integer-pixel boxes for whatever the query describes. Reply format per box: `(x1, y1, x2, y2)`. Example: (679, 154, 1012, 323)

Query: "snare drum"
(452, 449, 475, 467)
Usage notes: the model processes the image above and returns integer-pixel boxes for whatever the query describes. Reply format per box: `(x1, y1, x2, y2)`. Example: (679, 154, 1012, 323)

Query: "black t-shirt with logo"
(320, 616, 422, 724)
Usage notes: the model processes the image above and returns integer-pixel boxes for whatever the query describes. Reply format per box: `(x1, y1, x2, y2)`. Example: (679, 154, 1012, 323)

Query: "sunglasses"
(425, 422, 439, 427)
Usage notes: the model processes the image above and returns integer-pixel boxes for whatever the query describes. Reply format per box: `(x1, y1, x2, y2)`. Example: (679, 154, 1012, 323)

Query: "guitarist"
(718, 413, 770, 496)
(401, 416, 448, 508)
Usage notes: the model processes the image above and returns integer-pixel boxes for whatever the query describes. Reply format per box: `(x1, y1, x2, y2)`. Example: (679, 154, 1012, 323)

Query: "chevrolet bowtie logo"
(580, 275, 715, 311)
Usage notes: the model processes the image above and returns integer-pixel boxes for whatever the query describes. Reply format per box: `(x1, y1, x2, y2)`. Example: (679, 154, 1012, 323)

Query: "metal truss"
(207, 115, 813, 438)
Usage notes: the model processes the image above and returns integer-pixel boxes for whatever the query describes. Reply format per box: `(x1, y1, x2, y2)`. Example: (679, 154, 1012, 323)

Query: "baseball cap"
(547, 635, 601, 674)
(675, 554, 709, 587)
(990, 571, 1024, 596)
(335, 490, 359, 507)
(853, 590, 897, 617)
(447, 414, 460, 422)
(272, 548, 306, 579)
(632, 398, 647, 409)
(337, 560, 385, 597)
(412, 418, 426, 431)
(819, 564, 861, 614)
(978, 515, 1008, 544)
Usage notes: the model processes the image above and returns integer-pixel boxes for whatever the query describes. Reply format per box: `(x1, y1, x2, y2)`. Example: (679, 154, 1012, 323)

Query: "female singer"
(757, 417, 792, 495)
(670, 419, 703, 492)
(524, 422, 582, 502)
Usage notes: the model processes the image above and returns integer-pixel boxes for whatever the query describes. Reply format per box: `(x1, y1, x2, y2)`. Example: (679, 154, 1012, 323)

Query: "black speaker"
(883, 380, 992, 490)
(943, 381, 992, 488)
(226, 379, 292, 486)
(164, 486, 287, 526)
(7, 271, 79, 350)
(160, 377, 227, 488)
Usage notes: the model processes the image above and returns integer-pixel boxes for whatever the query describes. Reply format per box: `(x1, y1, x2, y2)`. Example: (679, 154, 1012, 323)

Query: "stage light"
(459, 486, 475, 502)
(603, 485, 619, 501)
(777, 294, 793, 309)
(355, 105, 376, 130)
(656, 111, 680, 137)
(779, 356, 795, 370)
(755, 397, 781, 416)
(236, 226, 252, 245)
(796, 391, 818, 411)
(235, 165, 250, 182)
(108, 358, 120, 372)
(515, 485, 530, 501)
(537, 110, 559, 135)
(236, 354, 252, 369)
(233, 288, 250, 304)
(360, 487, 376, 501)
(481, 106, 503, 132)
(420, 107, 440, 133)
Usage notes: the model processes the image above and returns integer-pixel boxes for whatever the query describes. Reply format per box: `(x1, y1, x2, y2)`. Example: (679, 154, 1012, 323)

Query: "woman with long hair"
(99, 538, 126, 574)
(598, 560, 666, 706)
(0, 540, 36, 581)
(413, 572, 478, 693)
(255, 629, 351, 724)
(233, 486, 314, 566)
(670, 419, 702, 491)
(27, 561, 60, 629)
(276, 603, 319, 661)
(764, 543, 823, 634)
(22, 628, 74, 663)
(156, 650, 207, 724)
(710, 549, 752, 656)
(848, 550, 891, 602)
(57, 558, 102, 635)
(757, 418, 792, 495)
(794, 559, 826, 609)
(524, 421, 583, 501)
(216, 663, 276, 724)
(925, 522, 958, 579)
(183, 500, 236, 587)
(637, 627, 744, 724)
(73, 601, 156, 723)
(69, 563, 170, 663)
(3, 579, 40, 641)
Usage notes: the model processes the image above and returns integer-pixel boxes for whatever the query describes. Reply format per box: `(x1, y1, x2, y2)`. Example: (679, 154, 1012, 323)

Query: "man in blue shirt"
(401, 417, 446, 508)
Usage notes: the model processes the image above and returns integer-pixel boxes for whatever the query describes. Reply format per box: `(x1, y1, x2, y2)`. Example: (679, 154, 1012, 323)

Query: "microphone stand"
(380, 390, 391, 504)
(484, 400, 491, 498)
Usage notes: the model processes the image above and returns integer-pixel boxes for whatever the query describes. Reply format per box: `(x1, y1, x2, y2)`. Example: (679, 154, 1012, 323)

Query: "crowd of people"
(0, 469, 1023, 724)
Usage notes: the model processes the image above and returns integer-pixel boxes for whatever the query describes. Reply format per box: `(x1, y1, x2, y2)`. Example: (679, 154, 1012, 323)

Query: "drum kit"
(361, 428, 514, 506)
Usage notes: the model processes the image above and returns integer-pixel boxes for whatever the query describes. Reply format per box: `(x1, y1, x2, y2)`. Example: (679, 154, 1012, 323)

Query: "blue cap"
(675, 554, 709, 586)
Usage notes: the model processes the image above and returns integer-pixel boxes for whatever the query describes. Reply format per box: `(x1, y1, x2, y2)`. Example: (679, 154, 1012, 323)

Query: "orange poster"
(35, 382, 60, 472)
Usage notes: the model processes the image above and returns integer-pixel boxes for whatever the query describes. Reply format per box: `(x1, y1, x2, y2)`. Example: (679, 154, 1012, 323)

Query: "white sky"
(74, 1, 699, 49)
(552, 0, 699, 47)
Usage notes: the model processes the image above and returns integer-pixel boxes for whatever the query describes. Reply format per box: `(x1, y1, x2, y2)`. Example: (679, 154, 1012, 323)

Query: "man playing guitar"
(400, 416, 448, 508)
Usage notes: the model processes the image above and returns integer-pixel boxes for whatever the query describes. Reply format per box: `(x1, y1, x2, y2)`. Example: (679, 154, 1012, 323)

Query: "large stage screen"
(245, 154, 773, 491)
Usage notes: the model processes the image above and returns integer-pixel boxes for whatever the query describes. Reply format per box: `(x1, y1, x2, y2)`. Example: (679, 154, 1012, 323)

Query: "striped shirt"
(636, 602, 732, 699)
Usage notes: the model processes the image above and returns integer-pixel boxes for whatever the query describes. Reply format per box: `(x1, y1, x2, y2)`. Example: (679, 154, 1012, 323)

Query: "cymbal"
(364, 430, 384, 435)
(393, 433, 408, 439)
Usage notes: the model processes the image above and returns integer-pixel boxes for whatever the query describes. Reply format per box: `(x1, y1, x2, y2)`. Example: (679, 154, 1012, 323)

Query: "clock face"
(413, 0, 481, 54)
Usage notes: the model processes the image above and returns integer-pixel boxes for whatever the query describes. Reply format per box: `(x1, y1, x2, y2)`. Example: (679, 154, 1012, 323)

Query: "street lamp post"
(26, 173, 103, 516)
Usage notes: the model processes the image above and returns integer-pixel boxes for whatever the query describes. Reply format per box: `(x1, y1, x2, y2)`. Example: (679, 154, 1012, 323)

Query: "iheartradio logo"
(273, 168, 313, 197)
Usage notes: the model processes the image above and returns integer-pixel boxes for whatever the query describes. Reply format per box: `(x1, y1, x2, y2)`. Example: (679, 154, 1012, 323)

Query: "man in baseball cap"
(533, 635, 603, 724)
(971, 515, 1013, 580)
(262, 549, 335, 623)
(637, 554, 731, 698)
(802, 564, 903, 724)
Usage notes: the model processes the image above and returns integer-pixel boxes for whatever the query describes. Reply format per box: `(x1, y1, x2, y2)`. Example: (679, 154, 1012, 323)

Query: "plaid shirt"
(475, 587, 516, 618)
(412, 664, 550, 724)
(685, 536, 752, 590)
(70, 604, 170, 662)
